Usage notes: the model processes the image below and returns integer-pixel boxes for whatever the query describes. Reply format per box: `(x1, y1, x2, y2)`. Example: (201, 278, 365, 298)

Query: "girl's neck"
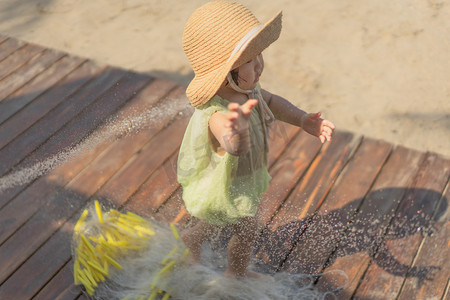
(217, 85, 249, 105)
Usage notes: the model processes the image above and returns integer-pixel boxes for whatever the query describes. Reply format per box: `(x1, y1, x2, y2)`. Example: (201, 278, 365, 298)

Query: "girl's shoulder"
(196, 94, 229, 114)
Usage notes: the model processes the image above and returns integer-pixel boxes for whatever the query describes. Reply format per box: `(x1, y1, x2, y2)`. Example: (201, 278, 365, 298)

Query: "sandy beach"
(1, 0, 449, 156)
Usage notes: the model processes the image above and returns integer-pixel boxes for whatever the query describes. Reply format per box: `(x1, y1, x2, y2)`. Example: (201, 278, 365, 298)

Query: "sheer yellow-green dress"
(177, 89, 272, 226)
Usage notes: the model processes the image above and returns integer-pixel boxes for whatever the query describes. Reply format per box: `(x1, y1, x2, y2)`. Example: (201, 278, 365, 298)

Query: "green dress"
(177, 91, 271, 226)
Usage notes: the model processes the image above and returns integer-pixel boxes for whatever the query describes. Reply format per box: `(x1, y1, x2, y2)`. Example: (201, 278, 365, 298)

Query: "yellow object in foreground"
(72, 203, 155, 296)
(72, 201, 188, 299)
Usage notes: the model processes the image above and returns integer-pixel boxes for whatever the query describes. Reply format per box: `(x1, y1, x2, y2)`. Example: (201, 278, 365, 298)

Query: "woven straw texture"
(182, 0, 282, 107)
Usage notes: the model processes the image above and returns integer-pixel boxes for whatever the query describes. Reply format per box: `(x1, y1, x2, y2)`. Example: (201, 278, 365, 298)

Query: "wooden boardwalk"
(0, 34, 448, 300)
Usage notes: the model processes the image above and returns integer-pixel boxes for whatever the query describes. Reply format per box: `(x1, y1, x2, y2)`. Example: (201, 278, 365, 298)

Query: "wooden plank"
(0, 60, 101, 176)
(35, 113, 187, 299)
(0, 78, 175, 208)
(281, 138, 392, 276)
(0, 70, 148, 202)
(0, 87, 187, 298)
(95, 93, 190, 208)
(267, 121, 301, 167)
(0, 49, 67, 106)
(0, 43, 44, 81)
(30, 82, 181, 300)
(315, 146, 425, 299)
(0, 35, 8, 44)
(254, 131, 358, 272)
(0, 217, 77, 299)
(353, 153, 450, 299)
(0, 72, 151, 285)
(397, 178, 450, 300)
(123, 151, 180, 215)
(256, 129, 322, 227)
(0, 38, 26, 62)
(270, 131, 359, 227)
(0, 65, 115, 208)
(155, 188, 191, 226)
(0, 53, 82, 125)
(0, 68, 128, 242)
(0, 58, 98, 150)
(32, 260, 79, 300)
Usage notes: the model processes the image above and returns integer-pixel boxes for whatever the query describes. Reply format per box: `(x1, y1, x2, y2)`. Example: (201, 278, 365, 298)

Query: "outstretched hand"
(301, 112, 335, 143)
(225, 99, 258, 141)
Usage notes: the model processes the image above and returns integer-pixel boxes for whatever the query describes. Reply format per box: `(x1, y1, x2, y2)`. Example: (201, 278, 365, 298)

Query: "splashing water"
(0, 97, 191, 193)
(74, 204, 347, 299)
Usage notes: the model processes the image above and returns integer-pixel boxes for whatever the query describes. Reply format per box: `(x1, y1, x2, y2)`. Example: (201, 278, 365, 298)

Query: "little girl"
(178, 1, 335, 278)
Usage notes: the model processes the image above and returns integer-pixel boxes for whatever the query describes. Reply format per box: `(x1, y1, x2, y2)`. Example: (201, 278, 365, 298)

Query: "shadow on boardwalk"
(249, 188, 447, 294)
(206, 187, 447, 297)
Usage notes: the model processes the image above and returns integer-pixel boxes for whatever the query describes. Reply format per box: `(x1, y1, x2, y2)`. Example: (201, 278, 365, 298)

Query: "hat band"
(227, 24, 264, 63)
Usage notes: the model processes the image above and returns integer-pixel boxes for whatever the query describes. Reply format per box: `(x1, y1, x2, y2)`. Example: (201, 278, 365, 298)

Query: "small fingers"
(321, 126, 333, 136)
(319, 135, 325, 144)
(225, 111, 239, 122)
(241, 99, 258, 115)
(227, 102, 240, 112)
(322, 119, 335, 130)
(319, 127, 333, 143)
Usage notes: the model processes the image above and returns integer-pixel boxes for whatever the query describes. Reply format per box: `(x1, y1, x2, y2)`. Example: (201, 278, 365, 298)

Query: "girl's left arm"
(261, 89, 335, 143)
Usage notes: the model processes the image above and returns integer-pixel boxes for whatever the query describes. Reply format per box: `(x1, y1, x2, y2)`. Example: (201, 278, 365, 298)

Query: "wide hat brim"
(186, 11, 282, 107)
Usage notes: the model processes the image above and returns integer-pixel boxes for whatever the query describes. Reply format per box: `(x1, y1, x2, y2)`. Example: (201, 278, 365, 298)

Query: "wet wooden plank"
(353, 153, 450, 299)
(0, 43, 44, 82)
(0, 69, 124, 243)
(0, 71, 149, 205)
(0, 60, 101, 176)
(0, 66, 123, 209)
(397, 179, 450, 300)
(270, 131, 358, 227)
(256, 129, 322, 227)
(123, 151, 181, 216)
(281, 138, 392, 276)
(95, 90, 190, 208)
(0, 72, 151, 285)
(255, 131, 358, 272)
(30, 81, 182, 299)
(316, 146, 425, 298)
(154, 188, 189, 224)
(35, 124, 187, 300)
(0, 76, 176, 244)
(6, 88, 188, 299)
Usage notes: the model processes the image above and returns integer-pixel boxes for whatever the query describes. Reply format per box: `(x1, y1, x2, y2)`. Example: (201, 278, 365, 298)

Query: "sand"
(0, 0, 448, 156)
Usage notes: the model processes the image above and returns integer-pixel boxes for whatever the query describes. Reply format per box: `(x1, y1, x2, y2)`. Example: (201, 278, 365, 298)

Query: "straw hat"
(182, 1, 282, 107)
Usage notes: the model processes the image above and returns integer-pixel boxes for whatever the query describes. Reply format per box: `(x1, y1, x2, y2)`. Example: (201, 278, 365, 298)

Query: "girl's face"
(236, 53, 264, 90)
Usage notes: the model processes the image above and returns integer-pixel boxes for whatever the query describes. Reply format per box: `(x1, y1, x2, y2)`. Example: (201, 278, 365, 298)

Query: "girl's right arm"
(209, 99, 258, 156)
